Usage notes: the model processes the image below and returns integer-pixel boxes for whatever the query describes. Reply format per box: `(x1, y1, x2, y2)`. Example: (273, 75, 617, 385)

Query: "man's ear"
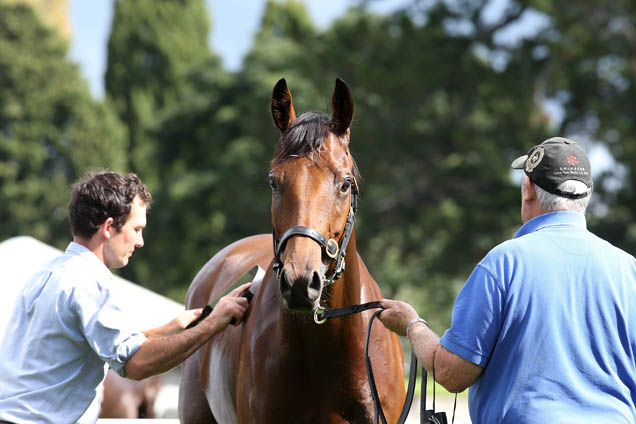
(100, 218, 115, 239)
(522, 176, 537, 202)
(526, 178, 537, 200)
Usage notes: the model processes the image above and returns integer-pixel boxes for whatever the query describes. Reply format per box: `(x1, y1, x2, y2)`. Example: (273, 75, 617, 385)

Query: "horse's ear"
(330, 78, 354, 136)
(271, 78, 297, 133)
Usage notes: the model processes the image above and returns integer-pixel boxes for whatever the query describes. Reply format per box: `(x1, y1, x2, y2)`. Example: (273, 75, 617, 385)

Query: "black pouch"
(421, 410, 448, 424)
(420, 365, 451, 424)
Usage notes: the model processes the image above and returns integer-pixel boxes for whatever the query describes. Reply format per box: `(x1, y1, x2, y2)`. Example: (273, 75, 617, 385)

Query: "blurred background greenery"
(1, 0, 635, 333)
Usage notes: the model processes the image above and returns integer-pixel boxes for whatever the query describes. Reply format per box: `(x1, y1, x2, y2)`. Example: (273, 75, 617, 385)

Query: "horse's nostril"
(307, 271, 322, 301)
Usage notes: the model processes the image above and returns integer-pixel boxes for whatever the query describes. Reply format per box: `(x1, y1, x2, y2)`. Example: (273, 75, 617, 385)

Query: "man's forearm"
(125, 283, 249, 380)
(142, 309, 203, 338)
(408, 323, 483, 393)
(407, 321, 439, 371)
(125, 318, 222, 380)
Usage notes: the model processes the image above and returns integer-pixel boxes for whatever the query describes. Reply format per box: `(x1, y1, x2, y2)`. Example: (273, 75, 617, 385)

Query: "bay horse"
(179, 78, 405, 423)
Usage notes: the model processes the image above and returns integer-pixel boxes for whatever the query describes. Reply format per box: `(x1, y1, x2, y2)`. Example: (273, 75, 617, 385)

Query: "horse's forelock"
(270, 111, 362, 184)
(272, 112, 329, 164)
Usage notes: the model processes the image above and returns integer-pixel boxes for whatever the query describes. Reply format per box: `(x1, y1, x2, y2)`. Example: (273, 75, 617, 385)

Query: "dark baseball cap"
(511, 137, 593, 199)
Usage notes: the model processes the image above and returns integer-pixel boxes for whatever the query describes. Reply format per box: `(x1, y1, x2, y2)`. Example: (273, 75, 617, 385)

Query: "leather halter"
(272, 180, 358, 286)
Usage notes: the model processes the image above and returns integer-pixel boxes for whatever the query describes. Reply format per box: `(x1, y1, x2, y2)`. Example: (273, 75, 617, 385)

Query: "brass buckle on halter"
(325, 238, 339, 259)
(314, 306, 328, 325)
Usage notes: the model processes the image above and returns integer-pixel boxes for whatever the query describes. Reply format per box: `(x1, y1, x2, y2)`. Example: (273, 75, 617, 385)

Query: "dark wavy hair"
(68, 171, 152, 239)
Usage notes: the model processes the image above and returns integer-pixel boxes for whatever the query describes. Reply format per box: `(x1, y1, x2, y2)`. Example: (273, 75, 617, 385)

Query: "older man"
(0, 171, 250, 424)
(379, 137, 636, 423)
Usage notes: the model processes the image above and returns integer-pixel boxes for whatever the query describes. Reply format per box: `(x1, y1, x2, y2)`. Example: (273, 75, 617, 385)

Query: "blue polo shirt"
(441, 211, 636, 423)
(0, 242, 147, 424)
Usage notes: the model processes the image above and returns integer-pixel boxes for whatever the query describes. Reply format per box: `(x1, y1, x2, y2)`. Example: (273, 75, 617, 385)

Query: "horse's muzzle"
(279, 269, 322, 311)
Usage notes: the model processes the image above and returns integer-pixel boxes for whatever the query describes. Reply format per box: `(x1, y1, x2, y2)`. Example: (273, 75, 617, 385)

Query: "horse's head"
(269, 78, 360, 314)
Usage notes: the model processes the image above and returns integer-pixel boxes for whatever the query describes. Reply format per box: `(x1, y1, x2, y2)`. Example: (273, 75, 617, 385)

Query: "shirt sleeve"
(71, 279, 147, 376)
(440, 262, 505, 367)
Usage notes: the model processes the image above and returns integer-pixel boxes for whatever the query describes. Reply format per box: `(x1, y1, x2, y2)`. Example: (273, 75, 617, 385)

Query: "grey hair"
(525, 176, 591, 213)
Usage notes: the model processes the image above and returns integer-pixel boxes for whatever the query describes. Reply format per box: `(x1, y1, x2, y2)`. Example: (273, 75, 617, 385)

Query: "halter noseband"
(272, 181, 358, 286)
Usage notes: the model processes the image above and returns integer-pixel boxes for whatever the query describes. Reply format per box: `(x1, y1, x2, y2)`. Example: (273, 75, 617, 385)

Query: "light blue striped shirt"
(0, 242, 147, 424)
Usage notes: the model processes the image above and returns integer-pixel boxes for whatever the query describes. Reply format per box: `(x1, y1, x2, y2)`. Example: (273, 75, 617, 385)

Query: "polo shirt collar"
(513, 211, 587, 239)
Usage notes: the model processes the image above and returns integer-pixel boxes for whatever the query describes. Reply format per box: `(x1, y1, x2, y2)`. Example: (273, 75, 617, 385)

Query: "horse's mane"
(271, 111, 362, 182)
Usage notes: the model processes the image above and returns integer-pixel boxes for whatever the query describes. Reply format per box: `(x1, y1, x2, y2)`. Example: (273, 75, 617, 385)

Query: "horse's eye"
(340, 178, 352, 193)
(268, 175, 278, 191)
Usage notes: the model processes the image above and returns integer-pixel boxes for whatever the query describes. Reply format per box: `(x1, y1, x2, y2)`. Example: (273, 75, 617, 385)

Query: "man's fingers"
(228, 282, 252, 297)
(232, 296, 249, 308)
(229, 306, 248, 326)
(379, 299, 393, 311)
(209, 292, 251, 329)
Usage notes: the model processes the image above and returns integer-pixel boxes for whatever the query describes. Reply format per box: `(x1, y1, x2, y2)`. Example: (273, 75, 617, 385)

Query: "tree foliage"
(3, 0, 636, 330)
(104, 0, 221, 289)
(0, 3, 126, 249)
(105, 0, 215, 191)
(527, 0, 636, 252)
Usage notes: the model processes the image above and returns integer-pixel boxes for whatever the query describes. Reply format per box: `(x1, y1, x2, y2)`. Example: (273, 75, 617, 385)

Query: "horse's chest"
(242, 359, 374, 423)
(246, 393, 374, 424)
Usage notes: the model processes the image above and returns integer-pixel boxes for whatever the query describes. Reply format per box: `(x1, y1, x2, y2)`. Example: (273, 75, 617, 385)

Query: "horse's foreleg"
(178, 350, 216, 424)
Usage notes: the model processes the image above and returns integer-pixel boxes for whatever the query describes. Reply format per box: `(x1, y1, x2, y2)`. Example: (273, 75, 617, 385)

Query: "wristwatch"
(405, 317, 428, 342)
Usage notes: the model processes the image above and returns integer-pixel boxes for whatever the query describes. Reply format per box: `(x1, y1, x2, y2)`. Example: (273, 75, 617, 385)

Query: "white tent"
(0, 235, 184, 341)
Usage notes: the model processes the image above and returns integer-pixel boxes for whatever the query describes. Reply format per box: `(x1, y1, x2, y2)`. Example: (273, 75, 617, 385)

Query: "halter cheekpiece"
(272, 180, 358, 286)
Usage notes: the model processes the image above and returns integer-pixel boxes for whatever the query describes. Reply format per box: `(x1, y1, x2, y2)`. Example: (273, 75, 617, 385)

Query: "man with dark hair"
(0, 171, 250, 424)
(379, 138, 636, 423)
(68, 171, 153, 240)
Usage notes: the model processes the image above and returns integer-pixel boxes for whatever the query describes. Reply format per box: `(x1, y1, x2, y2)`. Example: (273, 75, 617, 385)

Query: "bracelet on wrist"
(405, 317, 428, 342)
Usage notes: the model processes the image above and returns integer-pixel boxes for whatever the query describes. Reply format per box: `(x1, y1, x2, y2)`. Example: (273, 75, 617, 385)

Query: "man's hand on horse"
(206, 282, 252, 331)
(378, 299, 419, 336)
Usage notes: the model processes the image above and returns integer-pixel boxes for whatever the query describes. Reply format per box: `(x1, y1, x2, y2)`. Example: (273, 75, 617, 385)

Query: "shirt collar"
(65, 241, 112, 277)
(513, 211, 587, 239)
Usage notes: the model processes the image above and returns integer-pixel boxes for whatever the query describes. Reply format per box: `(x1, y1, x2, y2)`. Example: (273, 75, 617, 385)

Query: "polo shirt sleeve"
(440, 261, 505, 367)
(71, 280, 147, 377)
